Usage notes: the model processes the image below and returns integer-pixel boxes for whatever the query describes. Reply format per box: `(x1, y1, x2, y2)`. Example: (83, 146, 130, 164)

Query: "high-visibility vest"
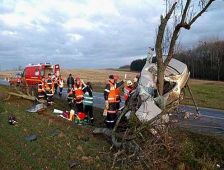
(124, 86, 132, 101)
(38, 81, 45, 93)
(45, 79, 54, 93)
(73, 84, 84, 101)
(115, 88, 120, 103)
(108, 82, 117, 103)
(83, 92, 93, 106)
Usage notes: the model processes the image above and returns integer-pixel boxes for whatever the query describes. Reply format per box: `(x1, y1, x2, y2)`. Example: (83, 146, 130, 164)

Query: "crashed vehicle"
(135, 48, 190, 122)
(94, 48, 195, 148)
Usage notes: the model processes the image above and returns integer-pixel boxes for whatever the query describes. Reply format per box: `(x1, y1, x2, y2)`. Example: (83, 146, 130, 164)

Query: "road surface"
(1, 79, 224, 136)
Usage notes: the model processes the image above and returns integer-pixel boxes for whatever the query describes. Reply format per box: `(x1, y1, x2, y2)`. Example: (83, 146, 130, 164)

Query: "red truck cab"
(22, 63, 60, 86)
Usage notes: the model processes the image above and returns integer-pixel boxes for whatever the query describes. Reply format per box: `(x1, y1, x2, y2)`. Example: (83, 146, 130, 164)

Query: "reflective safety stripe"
(84, 101, 93, 104)
(107, 110, 116, 114)
(46, 94, 53, 96)
(105, 120, 115, 123)
(84, 96, 93, 100)
(76, 95, 84, 98)
(38, 95, 45, 98)
(104, 89, 110, 92)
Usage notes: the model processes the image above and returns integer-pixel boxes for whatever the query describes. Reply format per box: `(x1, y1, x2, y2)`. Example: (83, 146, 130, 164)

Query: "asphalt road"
(1, 79, 224, 136)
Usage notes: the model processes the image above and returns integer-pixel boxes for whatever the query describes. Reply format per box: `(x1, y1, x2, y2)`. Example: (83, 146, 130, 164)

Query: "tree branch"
(156, 2, 177, 68)
(180, 0, 191, 24)
(188, 0, 215, 28)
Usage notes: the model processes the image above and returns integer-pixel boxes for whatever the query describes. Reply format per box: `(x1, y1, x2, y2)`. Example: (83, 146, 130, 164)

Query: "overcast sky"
(0, 0, 223, 70)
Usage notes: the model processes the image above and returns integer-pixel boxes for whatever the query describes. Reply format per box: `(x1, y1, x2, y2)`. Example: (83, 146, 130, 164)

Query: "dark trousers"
(76, 102, 83, 112)
(59, 87, 63, 97)
(84, 105, 93, 120)
(54, 84, 58, 93)
(105, 103, 117, 129)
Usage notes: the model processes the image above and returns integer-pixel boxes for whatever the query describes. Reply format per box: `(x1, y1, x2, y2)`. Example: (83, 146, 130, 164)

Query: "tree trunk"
(157, 64, 165, 95)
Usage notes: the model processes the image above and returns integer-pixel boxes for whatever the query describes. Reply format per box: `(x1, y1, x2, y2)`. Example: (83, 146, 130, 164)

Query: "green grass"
(178, 129, 224, 169)
(0, 86, 112, 169)
(183, 80, 224, 110)
(0, 85, 224, 169)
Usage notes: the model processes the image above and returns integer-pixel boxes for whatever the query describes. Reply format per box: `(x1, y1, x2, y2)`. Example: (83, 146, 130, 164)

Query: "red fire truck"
(21, 63, 60, 86)
(9, 63, 60, 88)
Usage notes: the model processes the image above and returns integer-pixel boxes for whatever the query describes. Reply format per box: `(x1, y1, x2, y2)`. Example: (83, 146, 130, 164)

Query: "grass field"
(183, 79, 224, 110)
(0, 85, 224, 169)
(0, 86, 113, 169)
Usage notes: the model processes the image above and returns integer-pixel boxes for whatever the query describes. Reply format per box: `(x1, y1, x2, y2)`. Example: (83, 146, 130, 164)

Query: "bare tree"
(155, 0, 215, 95)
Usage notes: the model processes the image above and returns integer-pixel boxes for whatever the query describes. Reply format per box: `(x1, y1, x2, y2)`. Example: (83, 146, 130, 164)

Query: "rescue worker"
(83, 82, 94, 123)
(67, 74, 75, 92)
(53, 76, 59, 94)
(114, 75, 122, 110)
(58, 75, 64, 97)
(67, 89, 74, 108)
(37, 77, 46, 100)
(45, 73, 54, 105)
(133, 74, 140, 89)
(104, 75, 124, 129)
(124, 80, 133, 105)
(73, 77, 86, 112)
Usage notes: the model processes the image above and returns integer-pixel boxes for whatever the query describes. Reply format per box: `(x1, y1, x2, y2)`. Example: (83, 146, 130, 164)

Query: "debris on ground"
(8, 115, 17, 125)
(25, 134, 37, 142)
(27, 103, 47, 113)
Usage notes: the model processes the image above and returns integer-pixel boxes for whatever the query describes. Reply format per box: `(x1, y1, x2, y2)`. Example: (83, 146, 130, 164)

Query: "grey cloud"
(0, 0, 223, 70)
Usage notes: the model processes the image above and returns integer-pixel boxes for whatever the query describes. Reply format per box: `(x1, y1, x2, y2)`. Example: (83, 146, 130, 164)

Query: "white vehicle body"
(135, 49, 190, 122)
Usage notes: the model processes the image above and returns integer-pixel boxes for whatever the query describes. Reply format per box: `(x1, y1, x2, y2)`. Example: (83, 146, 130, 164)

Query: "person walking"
(67, 74, 74, 92)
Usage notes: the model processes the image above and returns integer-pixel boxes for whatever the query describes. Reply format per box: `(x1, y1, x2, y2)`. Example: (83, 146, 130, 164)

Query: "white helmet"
(127, 80, 133, 86)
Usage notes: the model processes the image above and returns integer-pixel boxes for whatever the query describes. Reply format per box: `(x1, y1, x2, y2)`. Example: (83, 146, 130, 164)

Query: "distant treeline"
(175, 41, 224, 81)
(129, 40, 224, 81)
(130, 59, 146, 72)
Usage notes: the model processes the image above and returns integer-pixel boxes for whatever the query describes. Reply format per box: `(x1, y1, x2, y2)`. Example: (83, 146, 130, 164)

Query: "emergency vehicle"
(9, 63, 60, 90)
(21, 63, 60, 86)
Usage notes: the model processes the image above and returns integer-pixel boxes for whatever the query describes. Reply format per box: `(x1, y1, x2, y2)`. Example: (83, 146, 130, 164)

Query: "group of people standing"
(37, 74, 64, 104)
(37, 72, 138, 128)
(104, 74, 139, 128)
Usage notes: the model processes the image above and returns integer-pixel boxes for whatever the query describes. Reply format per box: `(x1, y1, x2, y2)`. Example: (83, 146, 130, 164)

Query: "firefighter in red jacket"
(104, 75, 124, 128)
(124, 80, 133, 105)
(73, 77, 86, 112)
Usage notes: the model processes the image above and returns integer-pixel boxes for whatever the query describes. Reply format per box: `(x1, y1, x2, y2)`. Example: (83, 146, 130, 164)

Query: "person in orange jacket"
(104, 75, 124, 129)
(73, 77, 86, 112)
